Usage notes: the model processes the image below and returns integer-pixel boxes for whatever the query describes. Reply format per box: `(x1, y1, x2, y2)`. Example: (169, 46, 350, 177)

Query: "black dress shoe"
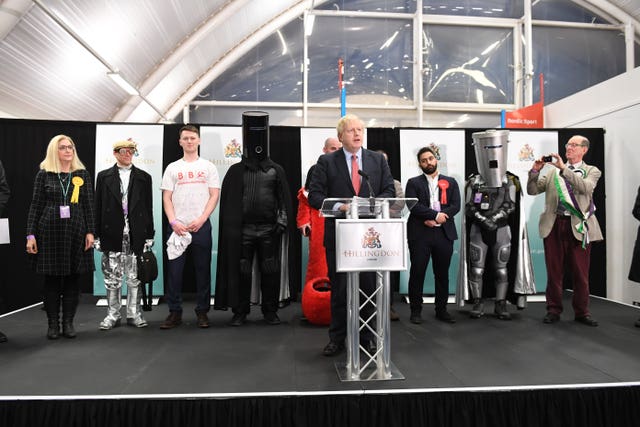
(543, 312, 560, 323)
(409, 312, 422, 324)
(264, 312, 281, 325)
(575, 315, 598, 327)
(436, 311, 456, 324)
(322, 341, 345, 357)
(229, 313, 247, 326)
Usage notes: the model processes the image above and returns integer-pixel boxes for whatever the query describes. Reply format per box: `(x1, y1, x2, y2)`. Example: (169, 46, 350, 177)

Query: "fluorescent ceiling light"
(107, 71, 139, 95)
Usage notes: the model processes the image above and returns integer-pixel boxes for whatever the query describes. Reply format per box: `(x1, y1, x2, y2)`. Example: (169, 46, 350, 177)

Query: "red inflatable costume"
(297, 187, 331, 325)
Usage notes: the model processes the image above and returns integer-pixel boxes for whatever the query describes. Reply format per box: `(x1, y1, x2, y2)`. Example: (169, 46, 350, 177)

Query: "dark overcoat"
(95, 164, 154, 255)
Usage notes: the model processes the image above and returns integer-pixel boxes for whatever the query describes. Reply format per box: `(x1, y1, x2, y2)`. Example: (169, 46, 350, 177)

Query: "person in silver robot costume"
(95, 139, 154, 329)
(456, 129, 535, 320)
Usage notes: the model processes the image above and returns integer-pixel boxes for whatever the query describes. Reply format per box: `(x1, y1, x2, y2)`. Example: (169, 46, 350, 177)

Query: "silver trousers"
(99, 234, 147, 329)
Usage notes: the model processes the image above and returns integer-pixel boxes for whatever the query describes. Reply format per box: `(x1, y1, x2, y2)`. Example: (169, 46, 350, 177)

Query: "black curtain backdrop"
(368, 127, 401, 180)
(0, 118, 606, 313)
(0, 118, 96, 312)
(1, 386, 639, 427)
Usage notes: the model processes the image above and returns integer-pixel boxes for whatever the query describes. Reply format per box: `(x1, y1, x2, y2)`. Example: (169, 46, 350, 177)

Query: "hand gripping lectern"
(320, 196, 417, 381)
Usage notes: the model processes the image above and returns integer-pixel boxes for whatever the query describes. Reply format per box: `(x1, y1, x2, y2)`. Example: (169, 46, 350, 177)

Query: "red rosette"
(437, 179, 449, 205)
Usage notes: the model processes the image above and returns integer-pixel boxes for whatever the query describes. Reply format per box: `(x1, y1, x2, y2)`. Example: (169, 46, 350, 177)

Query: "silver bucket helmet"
(471, 129, 509, 188)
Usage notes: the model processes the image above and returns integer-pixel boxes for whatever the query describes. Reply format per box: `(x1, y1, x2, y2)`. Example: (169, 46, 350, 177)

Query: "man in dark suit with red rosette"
(405, 146, 460, 325)
(308, 114, 395, 357)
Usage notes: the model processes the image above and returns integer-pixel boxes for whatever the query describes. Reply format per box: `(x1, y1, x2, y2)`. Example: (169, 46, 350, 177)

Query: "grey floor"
(1, 292, 640, 397)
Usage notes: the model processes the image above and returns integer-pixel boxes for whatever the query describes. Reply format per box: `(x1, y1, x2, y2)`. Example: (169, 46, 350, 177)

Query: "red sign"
(504, 101, 544, 128)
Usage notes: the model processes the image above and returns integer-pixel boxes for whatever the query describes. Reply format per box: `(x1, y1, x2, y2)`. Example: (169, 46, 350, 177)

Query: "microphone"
(358, 170, 376, 214)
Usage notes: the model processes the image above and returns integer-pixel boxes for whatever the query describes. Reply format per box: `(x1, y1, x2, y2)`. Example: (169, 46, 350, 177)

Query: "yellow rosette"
(70, 176, 84, 204)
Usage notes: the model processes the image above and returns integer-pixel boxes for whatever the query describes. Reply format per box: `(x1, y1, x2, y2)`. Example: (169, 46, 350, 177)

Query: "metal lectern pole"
(337, 198, 404, 382)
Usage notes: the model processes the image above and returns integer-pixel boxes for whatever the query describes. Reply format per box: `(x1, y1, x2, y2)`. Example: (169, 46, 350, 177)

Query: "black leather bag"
(137, 251, 158, 311)
(137, 251, 158, 283)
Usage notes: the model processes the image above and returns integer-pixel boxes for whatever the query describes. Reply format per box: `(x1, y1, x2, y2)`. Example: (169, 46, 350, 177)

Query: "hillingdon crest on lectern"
(320, 196, 417, 381)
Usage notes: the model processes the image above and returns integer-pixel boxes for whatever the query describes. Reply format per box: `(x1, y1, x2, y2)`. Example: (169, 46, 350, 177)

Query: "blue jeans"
(166, 220, 212, 314)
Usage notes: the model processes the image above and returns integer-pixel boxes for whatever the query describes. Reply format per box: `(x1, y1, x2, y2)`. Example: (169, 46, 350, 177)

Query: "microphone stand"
(358, 170, 376, 215)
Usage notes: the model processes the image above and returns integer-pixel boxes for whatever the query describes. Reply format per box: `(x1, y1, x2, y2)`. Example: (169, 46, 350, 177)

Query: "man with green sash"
(527, 135, 603, 326)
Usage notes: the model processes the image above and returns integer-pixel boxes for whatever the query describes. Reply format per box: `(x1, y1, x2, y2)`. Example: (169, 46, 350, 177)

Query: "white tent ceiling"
(0, 0, 638, 124)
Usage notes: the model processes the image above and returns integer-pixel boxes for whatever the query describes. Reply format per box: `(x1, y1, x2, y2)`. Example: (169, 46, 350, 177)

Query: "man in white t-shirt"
(160, 125, 220, 329)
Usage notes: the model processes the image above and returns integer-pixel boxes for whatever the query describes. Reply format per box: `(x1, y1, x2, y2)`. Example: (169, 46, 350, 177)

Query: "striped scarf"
(552, 168, 595, 248)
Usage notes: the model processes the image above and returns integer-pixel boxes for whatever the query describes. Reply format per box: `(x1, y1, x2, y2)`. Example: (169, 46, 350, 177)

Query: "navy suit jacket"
(405, 174, 460, 242)
(308, 148, 396, 249)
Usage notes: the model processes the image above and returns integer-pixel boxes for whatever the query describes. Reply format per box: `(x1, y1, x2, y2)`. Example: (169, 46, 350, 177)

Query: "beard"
(421, 164, 437, 175)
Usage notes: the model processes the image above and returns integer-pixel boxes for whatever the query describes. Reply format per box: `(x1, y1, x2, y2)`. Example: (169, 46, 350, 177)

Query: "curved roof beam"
(115, 0, 638, 123)
(116, 0, 322, 123)
(580, 0, 640, 36)
(111, 0, 254, 121)
(0, 0, 33, 41)
(163, 1, 312, 121)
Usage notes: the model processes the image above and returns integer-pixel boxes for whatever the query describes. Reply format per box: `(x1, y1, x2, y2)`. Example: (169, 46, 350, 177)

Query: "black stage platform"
(1, 292, 640, 426)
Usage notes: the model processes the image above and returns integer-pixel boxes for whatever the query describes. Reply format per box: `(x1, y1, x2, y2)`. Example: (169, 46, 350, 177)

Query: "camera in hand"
(542, 155, 553, 162)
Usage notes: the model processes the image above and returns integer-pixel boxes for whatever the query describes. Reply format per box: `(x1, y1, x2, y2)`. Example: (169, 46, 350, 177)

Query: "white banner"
(507, 130, 559, 292)
(93, 124, 165, 296)
(336, 219, 407, 272)
(300, 127, 337, 186)
(399, 129, 466, 295)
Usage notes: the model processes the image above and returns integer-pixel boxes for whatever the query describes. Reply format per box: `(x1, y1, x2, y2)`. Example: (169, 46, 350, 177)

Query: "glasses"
(565, 143, 585, 148)
(115, 148, 136, 155)
(58, 145, 74, 151)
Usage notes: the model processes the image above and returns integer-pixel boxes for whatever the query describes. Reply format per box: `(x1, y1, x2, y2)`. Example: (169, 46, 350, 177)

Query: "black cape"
(214, 158, 298, 310)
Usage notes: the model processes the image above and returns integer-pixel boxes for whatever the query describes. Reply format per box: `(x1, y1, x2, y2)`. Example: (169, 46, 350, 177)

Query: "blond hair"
(336, 114, 364, 136)
(39, 135, 86, 173)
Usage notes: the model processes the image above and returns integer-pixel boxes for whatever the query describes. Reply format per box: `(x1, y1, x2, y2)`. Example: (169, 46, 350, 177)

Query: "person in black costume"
(215, 111, 295, 326)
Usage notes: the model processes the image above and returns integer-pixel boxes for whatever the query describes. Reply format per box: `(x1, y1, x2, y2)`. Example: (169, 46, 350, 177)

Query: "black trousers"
(235, 223, 280, 315)
(407, 226, 454, 314)
(326, 248, 375, 344)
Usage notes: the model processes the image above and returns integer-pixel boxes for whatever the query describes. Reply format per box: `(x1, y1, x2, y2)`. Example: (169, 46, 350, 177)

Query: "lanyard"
(57, 172, 71, 204)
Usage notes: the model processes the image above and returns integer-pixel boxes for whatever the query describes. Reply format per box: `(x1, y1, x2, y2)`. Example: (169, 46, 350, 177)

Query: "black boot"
(62, 290, 79, 338)
(47, 318, 60, 340)
(43, 283, 61, 340)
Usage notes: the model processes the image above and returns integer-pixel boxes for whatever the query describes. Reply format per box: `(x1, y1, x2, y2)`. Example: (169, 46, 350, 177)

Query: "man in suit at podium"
(308, 114, 395, 357)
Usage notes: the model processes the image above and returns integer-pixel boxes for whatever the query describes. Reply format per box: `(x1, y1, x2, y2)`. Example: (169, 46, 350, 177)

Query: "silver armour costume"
(456, 129, 536, 319)
(95, 144, 155, 330)
(99, 231, 150, 329)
